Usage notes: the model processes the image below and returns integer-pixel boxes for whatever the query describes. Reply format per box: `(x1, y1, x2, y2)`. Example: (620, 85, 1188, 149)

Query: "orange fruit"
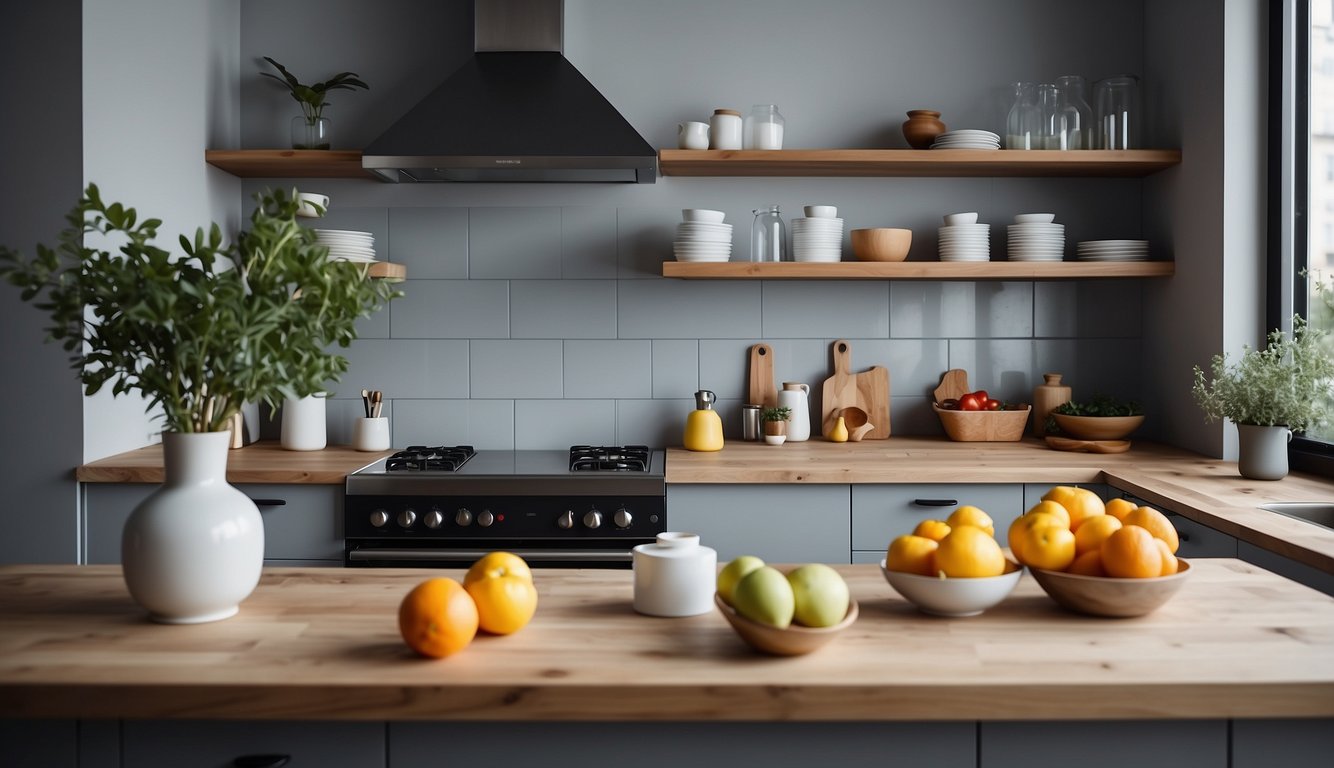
(1067, 550, 1106, 577)
(1156, 538, 1179, 576)
(1018, 522, 1076, 571)
(886, 535, 939, 576)
(946, 505, 995, 538)
(1042, 486, 1106, 531)
(1121, 506, 1180, 554)
(913, 519, 952, 542)
(464, 551, 534, 587)
(1025, 500, 1072, 528)
(934, 526, 1006, 578)
(399, 577, 479, 658)
(465, 573, 539, 635)
(1073, 514, 1123, 556)
(1007, 507, 1069, 562)
(1100, 525, 1163, 578)
(1104, 497, 1138, 522)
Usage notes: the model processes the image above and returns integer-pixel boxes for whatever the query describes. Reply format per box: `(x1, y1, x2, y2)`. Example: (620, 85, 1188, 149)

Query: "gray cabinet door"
(122, 720, 384, 768)
(980, 720, 1226, 768)
(1238, 541, 1334, 597)
(667, 484, 850, 563)
(852, 484, 1024, 559)
(1232, 718, 1334, 768)
(0, 719, 76, 768)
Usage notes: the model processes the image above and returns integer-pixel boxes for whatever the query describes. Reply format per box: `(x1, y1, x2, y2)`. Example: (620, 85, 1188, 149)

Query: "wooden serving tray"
(1045, 436, 1132, 454)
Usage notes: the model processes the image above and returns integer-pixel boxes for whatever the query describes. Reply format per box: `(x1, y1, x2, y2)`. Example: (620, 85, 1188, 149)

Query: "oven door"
(344, 538, 647, 569)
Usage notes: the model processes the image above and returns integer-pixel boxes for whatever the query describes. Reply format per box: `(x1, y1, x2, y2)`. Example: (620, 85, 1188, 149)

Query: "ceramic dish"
(1050, 413, 1145, 440)
(880, 559, 1022, 617)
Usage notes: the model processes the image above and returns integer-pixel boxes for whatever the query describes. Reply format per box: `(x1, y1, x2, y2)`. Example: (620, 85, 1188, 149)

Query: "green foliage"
(762, 406, 792, 423)
(0, 185, 400, 434)
(1052, 396, 1143, 417)
(1191, 315, 1334, 432)
(261, 57, 369, 122)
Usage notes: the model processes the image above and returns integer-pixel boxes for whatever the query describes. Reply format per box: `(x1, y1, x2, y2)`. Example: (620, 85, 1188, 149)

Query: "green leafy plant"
(261, 56, 369, 125)
(1191, 315, 1334, 432)
(0, 184, 400, 434)
(761, 406, 792, 423)
(1052, 396, 1143, 418)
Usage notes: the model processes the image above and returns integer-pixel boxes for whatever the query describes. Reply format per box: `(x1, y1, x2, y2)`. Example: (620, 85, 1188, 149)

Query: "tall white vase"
(121, 431, 264, 624)
(1236, 423, 1293, 481)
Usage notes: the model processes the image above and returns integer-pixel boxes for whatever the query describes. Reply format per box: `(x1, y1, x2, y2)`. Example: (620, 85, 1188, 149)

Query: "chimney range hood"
(362, 0, 656, 183)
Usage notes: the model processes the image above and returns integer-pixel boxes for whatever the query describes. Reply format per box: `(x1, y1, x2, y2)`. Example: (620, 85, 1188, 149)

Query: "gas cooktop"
(346, 445, 665, 496)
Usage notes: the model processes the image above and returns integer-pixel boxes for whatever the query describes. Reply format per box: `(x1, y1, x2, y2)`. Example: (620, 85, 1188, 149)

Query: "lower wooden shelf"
(366, 262, 405, 281)
(661, 261, 1174, 280)
(206, 149, 372, 179)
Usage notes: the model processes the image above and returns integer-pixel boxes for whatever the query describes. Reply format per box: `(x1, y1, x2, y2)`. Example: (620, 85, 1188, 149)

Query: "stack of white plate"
(674, 221, 733, 262)
(930, 129, 1001, 150)
(1076, 240, 1150, 261)
(313, 229, 377, 263)
(1007, 215, 1065, 261)
(791, 217, 844, 262)
(938, 223, 990, 261)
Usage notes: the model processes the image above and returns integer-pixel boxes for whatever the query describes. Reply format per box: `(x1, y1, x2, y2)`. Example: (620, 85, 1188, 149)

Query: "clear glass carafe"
(1055, 75, 1094, 150)
(1005, 82, 1040, 150)
(1037, 83, 1079, 150)
(1094, 74, 1141, 149)
(751, 204, 787, 262)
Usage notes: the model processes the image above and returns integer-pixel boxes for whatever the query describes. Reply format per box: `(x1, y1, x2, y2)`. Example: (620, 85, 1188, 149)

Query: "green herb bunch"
(261, 57, 369, 125)
(1191, 315, 1334, 432)
(762, 406, 792, 423)
(1052, 396, 1143, 418)
(0, 185, 399, 434)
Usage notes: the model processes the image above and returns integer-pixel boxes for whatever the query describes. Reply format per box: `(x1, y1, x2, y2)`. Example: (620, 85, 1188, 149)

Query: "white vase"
(121, 432, 264, 624)
(1236, 423, 1294, 481)
(778, 382, 811, 442)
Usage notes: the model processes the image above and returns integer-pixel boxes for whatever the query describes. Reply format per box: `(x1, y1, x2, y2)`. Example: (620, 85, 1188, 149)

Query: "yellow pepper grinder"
(684, 390, 724, 452)
(828, 416, 849, 443)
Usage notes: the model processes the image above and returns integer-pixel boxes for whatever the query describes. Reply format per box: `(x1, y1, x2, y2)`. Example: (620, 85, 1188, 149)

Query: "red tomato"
(986, 398, 1002, 410)
(959, 393, 985, 411)
(973, 389, 989, 402)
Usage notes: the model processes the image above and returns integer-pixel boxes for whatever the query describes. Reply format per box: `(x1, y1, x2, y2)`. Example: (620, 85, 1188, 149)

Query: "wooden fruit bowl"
(1051, 413, 1145, 440)
(714, 593, 858, 656)
(1029, 559, 1192, 618)
(932, 368, 1030, 442)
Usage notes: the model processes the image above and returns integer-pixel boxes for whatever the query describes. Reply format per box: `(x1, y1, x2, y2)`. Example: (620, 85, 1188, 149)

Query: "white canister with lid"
(709, 108, 743, 150)
(632, 532, 718, 617)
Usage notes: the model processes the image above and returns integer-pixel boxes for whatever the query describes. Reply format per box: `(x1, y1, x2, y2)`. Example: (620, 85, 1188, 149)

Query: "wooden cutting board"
(748, 343, 776, 408)
(820, 340, 890, 439)
(1045, 436, 1132, 454)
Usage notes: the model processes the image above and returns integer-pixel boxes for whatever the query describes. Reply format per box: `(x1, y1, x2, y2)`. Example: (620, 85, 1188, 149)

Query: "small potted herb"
(762, 406, 792, 445)
(261, 57, 369, 150)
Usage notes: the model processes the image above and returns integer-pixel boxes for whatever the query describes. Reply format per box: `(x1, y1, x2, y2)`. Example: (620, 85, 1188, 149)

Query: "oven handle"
(347, 547, 634, 564)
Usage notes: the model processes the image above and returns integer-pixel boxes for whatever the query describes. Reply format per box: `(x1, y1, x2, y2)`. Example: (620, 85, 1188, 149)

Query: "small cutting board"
(821, 340, 891, 439)
(1045, 436, 1132, 454)
(748, 343, 776, 409)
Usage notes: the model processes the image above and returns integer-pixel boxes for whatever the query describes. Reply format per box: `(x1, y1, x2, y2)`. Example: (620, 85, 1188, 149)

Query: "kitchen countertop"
(76, 441, 392, 484)
(2, 562, 1332, 722)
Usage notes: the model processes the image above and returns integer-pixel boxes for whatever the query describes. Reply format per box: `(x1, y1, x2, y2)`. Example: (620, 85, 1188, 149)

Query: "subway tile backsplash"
(322, 204, 1146, 449)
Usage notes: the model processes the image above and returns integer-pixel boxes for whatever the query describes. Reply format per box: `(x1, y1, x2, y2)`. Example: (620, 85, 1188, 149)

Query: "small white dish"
(764, 434, 786, 445)
(682, 209, 726, 223)
(880, 559, 1022, 617)
(943, 212, 979, 226)
(1014, 213, 1056, 224)
(804, 205, 838, 218)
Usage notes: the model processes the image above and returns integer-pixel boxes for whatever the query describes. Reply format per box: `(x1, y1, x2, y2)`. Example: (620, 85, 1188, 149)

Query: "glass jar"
(1094, 74, 1141, 149)
(1037, 83, 1079, 150)
(291, 116, 331, 150)
(751, 204, 787, 262)
(1005, 83, 1040, 150)
(745, 105, 785, 150)
(1055, 75, 1094, 150)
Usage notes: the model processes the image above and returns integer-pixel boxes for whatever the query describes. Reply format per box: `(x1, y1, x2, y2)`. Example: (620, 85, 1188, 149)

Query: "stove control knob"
(583, 509, 603, 529)
(477, 510, 495, 528)
(397, 509, 417, 529)
(424, 509, 444, 529)
(557, 510, 575, 529)
(613, 508, 633, 529)
(455, 508, 473, 527)
(370, 509, 390, 528)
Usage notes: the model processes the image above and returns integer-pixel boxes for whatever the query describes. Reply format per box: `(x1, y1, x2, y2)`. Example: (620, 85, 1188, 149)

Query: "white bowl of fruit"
(881, 505, 1022, 617)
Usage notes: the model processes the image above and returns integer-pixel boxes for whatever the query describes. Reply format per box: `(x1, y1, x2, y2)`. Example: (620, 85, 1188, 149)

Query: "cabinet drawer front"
(851, 484, 1023, 551)
(1165, 513, 1237, 558)
(667, 484, 851, 564)
(242, 484, 343, 561)
(123, 721, 384, 768)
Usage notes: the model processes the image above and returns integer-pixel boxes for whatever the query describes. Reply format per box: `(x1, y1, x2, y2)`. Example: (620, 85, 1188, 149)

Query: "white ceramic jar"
(709, 108, 743, 150)
(632, 532, 717, 617)
(281, 393, 327, 451)
(778, 381, 810, 442)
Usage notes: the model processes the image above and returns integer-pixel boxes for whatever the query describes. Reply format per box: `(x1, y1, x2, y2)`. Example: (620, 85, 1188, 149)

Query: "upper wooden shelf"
(661, 261, 1174, 280)
(206, 150, 374, 179)
(657, 149, 1182, 178)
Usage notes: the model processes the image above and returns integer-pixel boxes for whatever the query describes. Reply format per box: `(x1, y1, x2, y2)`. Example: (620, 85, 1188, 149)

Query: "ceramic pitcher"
(778, 382, 810, 442)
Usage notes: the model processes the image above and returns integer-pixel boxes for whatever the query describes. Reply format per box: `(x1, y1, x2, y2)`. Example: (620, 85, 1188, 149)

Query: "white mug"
(632, 532, 717, 617)
(352, 417, 391, 452)
(677, 121, 710, 150)
(280, 393, 326, 451)
(296, 192, 329, 218)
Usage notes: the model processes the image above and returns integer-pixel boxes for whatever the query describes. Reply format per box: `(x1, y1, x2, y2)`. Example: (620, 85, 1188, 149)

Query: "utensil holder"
(352, 417, 391, 452)
(280, 394, 327, 451)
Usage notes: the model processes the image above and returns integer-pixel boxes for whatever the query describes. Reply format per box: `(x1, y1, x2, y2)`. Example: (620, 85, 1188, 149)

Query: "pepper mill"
(1033, 373, 1072, 438)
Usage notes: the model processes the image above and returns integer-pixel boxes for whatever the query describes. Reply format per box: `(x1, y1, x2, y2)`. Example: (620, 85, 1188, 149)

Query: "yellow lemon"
(912, 519, 952, 542)
(1019, 522, 1077, 571)
(1041, 486, 1106, 531)
(1073, 514, 1123, 557)
(886, 535, 939, 577)
(934, 525, 1006, 578)
(946, 505, 995, 538)
(1104, 497, 1138, 522)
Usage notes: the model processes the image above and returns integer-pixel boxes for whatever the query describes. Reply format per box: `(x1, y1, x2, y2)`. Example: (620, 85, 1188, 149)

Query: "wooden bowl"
(880, 559, 1022, 617)
(714, 593, 858, 656)
(934, 403, 1030, 441)
(1051, 413, 1145, 440)
(1029, 559, 1191, 618)
(851, 228, 912, 262)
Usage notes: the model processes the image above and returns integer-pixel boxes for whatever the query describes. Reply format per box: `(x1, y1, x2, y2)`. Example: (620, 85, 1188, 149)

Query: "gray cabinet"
(980, 720, 1227, 768)
(121, 720, 384, 768)
(1231, 718, 1334, 768)
(82, 483, 344, 566)
(0, 719, 77, 768)
(1238, 541, 1334, 597)
(667, 484, 850, 563)
(852, 484, 1024, 563)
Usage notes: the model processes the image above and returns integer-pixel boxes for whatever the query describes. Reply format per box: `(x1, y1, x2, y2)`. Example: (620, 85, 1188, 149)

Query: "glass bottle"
(1055, 75, 1094, 150)
(751, 204, 787, 263)
(1094, 74, 1141, 149)
(1005, 82, 1040, 150)
(1037, 83, 1079, 150)
(746, 104, 786, 150)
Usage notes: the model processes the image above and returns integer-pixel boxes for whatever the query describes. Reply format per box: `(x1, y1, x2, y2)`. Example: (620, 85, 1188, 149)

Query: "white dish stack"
(930, 129, 1001, 150)
(1006, 213, 1065, 261)
(1076, 240, 1150, 261)
(937, 213, 990, 261)
(674, 209, 732, 262)
(313, 229, 377, 263)
(791, 214, 844, 262)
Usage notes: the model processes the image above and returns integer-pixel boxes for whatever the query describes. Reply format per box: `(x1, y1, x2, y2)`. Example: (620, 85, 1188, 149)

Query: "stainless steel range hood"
(362, 0, 656, 183)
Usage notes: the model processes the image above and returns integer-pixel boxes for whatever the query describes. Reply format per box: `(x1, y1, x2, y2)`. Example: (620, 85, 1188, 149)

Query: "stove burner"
(569, 445, 651, 472)
(385, 445, 476, 472)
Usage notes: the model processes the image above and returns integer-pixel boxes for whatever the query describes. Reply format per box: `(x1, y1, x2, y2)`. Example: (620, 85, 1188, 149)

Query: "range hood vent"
(362, 0, 656, 183)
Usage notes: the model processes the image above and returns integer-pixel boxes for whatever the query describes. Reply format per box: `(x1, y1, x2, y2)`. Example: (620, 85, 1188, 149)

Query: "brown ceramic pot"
(902, 109, 947, 149)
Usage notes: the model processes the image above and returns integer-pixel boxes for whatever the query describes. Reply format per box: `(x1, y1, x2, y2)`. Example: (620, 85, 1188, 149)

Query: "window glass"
(1306, 0, 1334, 442)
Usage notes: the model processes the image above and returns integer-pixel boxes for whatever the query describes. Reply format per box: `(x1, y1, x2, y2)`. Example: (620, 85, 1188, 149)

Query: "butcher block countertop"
(2, 562, 1332, 722)
(76, 442, 391, 484)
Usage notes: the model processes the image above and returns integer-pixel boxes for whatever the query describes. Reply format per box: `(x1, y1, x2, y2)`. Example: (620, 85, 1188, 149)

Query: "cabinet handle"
(249, 498, 288, 507)
(233, 756, 290, 768)
(912, 499, 958, 507)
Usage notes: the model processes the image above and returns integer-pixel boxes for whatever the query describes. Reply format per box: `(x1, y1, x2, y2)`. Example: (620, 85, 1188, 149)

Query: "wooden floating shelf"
(661, 261, 1174, 280)
(206, 149, 373, 179)
(367, 261, 406, 281)
(657, 149, 1182, 178)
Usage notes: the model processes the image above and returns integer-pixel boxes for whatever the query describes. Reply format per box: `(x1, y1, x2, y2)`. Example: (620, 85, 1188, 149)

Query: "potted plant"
(1191, 315, 1334, 480)
(762, 406, 792, 445)
(0, 184, 399, 623)
(261, 56, 369, 150)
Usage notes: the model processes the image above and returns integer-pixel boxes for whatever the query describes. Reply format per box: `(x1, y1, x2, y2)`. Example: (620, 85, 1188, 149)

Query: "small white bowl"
(682, 209, 726, 224)
(943, 212, 979, 226)
(880, 559, 1022, 617)
(764, 434, 786, 445)
(804, 205, 838, 219)
(1014, 213, 1056, 224)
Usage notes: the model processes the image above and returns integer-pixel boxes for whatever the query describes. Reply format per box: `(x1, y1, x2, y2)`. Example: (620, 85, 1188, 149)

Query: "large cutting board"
(748, 343, 776, 408)
(820, 340, 890, 439)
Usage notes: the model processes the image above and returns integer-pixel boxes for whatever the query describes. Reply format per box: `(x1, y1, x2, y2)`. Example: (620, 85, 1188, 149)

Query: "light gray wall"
(241, 0, 1161, 450)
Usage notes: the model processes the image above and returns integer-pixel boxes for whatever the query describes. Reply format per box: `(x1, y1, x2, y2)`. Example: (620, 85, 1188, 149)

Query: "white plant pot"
(281, 393, 327, 451)
(1236, 423, 1293, 481)
(121, 432, 264, 624)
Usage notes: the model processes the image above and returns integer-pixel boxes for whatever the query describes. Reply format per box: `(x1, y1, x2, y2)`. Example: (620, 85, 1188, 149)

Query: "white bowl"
(943, 212, 979, 226)
(804, 205, 838, 219)
(1014, 213, 1056, 224)
(682, 209, 725, 224)
(880, 559, 1022, 617)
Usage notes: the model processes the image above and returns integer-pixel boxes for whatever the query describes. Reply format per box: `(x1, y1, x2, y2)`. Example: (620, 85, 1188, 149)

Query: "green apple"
(786, 563, 850, 628)
(717, 555, 765, 606)
(731, 566, 795, 628)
